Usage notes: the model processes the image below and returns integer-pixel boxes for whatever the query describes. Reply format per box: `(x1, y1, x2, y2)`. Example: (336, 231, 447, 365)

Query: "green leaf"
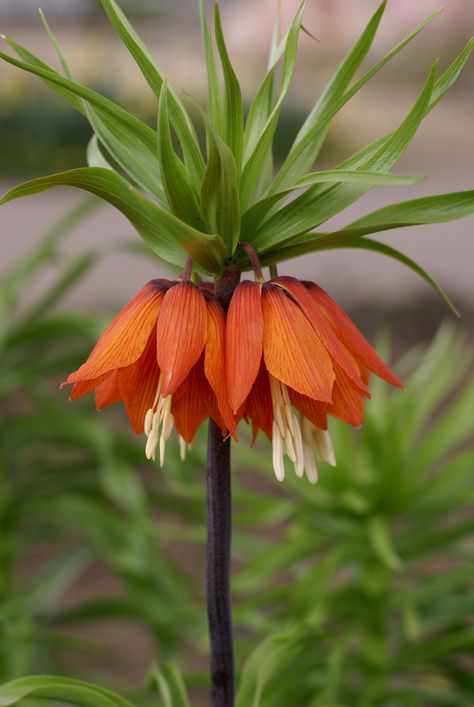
(367, 516, 404, 571)
(201, 120, 241, 253)
(264, 191, 474, 300)
(287, 238, 460, 317)
(213, 4, 244, 170)
(240, 1, 306, 208)
(99, 0, 204, 181)
(157, 82, 205, 229)
(0, 42, 166, 203)
(330, 190, 474, 238)
(252, 62, 437, 251)
(149, 664, 191, 707)
(272, 0, 388, 191)
(430, 36, 474, 110)
(240, 170, 425, 238)
(87, 134, 114, 169)
(199, 0, 223, 133)
(333, 38, 474, 175)
(0, 169, 227, 273)
(0, 676, 135, 707)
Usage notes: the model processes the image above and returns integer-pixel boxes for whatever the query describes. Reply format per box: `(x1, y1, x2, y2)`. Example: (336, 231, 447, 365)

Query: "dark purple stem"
(206, 270, 240, 707)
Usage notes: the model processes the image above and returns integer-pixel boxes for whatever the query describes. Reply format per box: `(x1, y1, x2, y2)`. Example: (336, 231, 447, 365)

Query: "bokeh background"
(0, 1, 473, 705)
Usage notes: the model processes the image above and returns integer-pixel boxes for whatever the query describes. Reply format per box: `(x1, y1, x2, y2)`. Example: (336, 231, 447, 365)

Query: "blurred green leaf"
(0, 676, 135, 706)
(149, 663, 191, 707)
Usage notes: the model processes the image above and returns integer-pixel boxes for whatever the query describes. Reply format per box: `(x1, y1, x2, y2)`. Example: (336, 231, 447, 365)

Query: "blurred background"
(0, 1, 473, 705)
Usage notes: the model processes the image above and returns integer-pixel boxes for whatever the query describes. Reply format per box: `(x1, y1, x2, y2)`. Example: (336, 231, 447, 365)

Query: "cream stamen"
(269, 375, 336, 482)
(143, 376, 176, 466)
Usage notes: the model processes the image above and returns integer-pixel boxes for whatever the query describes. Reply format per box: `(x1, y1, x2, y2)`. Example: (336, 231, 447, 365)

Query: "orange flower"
(226, 276, 403, 482)
(62, 278, 233, 464)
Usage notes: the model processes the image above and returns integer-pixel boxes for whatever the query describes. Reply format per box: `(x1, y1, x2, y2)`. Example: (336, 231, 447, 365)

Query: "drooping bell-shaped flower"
(62, 277, 233, 465)
(226, 276, 403, 482)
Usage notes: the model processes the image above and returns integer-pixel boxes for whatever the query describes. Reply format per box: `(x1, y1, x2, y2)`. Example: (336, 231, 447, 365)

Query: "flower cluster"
(63, 272, 402, 482)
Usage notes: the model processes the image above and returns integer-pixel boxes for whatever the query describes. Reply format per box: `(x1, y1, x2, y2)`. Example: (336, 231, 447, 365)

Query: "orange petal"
(118, 334, 160, 434)
(226, 280, 263, 414)
(262, 285, 335, 402)
(95, 371, 121, 409)
(69, 374, 109, 401)
(289, 389, 328, 430)
(243, 361, 273, 442)
(275, 276, 368, 394)
(203, 293, 236, 436)
(172, 358, 225, 443)
(305, 282, 403, 388)
(329, 363, 365, 427)
(156, 282, 207, 396)
(63, 280, 167, 385)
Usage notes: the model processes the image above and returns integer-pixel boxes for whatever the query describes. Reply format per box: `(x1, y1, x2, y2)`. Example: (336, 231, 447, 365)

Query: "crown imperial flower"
(62, 276, 233, 465)
(226, 275, 403, 482)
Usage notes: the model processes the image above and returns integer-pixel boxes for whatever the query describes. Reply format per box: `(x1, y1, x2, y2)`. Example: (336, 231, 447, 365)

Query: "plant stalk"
(206, 421, 234, 707)
(206, 270, 240, 707)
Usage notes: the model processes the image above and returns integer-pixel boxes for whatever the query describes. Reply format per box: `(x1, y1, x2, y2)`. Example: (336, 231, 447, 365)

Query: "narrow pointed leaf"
(1, 36, 83, 110)
(214, 4, 244, 169)
(252, 63, 437, 250)
(99, 0, 204, 180)
(240, 170, 425, 238)
(339, 190, 474, 238)
(259, 235, 459, 316)
(0, 169, 227, 273)
(272, 0, 388, 191)
(240, 1, 306, 208)
(333, 38, 474, 174)
(0, 42, 166, 203)
(326, 239, 459, 316)
(199, 0, 223, 133)
(157, 82, 205, 229)
(201, 122, 241, 253)
(87, 135, 114, 169)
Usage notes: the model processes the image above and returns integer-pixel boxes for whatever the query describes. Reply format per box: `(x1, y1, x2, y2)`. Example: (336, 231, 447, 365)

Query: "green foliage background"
(1, 201, 473, 706)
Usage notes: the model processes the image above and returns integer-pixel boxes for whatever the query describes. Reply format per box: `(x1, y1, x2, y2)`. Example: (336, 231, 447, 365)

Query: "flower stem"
(206, 270, 240, 707)
(206, 421, 234, 707)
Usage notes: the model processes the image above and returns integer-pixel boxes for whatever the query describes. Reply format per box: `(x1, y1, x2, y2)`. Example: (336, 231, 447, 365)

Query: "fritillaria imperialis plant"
(0, 0, 473, 704)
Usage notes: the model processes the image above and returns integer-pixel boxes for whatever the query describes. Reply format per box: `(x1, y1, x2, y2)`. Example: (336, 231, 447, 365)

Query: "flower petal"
(243, 361, 273, 442)
(63, 280, 167, 385)
(275, 276, 368, 394)
(157, 281, 207, 397)
(204, 292, 236, 436)
(329, 363, 365, 427)
(289, 389, 328, 430)
(68, 374, 109, 401)
(95, 371, 121, 409)
(172, 358, 225, 442)
(305, 282, 403, 388)
(226, 280, 263, 414)
(118, 334, 160, 434)
(262, 285, 335, 402)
